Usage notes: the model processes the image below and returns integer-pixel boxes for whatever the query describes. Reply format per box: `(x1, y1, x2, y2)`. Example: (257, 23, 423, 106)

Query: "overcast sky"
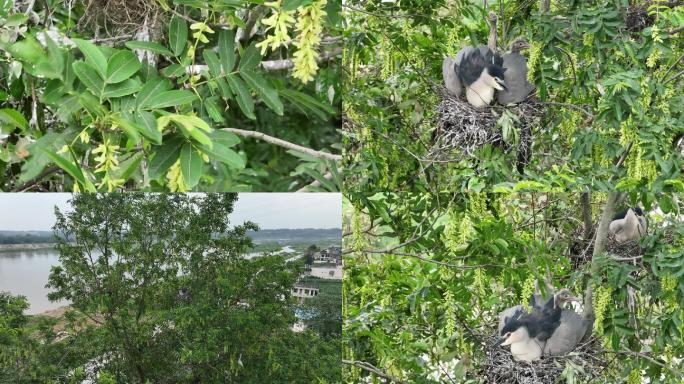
(0, 193, 341, 231)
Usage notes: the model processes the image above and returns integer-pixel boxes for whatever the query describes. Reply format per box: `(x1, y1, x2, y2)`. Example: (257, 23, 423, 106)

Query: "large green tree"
(32, 193, 341, 383)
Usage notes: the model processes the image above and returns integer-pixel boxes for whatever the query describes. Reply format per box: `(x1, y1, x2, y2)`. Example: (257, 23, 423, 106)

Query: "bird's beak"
(499, 81, 508, 90)
(568, 295, 580, 303)
(491, 336, 506, 347)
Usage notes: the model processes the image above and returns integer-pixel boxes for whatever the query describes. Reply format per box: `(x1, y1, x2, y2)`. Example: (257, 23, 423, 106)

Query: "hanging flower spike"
(166, 159, 188, 192)
(190, 22, 215, 44)
(292, 0, 327, 83)
(256, 0, 296, 55)
(92, 136, 124, 192)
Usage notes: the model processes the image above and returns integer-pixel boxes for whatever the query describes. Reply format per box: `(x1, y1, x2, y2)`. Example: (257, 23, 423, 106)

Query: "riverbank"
(0, 243, 56, 252)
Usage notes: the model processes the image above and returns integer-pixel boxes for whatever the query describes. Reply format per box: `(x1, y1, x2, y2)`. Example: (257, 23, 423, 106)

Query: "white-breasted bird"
(496, 38, 535, 105)
(609, 207, 647, 243)
(458, 46, 507, 108)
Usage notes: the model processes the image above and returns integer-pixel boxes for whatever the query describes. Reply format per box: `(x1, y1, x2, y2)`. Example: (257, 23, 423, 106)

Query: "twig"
(11, 165, 60, 192)
(186, 47, 341, 73)
(220, 128, 341, 161)
(342, 359, 407, 383)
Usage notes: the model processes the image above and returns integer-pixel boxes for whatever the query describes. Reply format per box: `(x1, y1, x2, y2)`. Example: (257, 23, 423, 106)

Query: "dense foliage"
(344, 0, 683, 194)
(343, 192, 684, 383)
(0, 193, 341, 383)
(0, 0, 341, 192)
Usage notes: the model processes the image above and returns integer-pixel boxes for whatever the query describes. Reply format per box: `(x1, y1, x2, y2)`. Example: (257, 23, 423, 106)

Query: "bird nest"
(80, 0, 163, 36)
(481, 334, 605, 384)
(568, 226, 675, 269)
(429, 88, 544, 165)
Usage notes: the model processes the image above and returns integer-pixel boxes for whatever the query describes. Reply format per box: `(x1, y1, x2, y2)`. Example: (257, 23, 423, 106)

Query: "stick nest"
(481, 334, 605, 384)
(569, 226, 674, 269)
(430, 88, 544, 165)
(81, 0, 163, 36)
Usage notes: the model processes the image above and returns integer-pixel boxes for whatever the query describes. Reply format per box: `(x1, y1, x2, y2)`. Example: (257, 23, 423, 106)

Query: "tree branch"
(187, 47, 342, 74)
(220, 128, 341, 161)
(342, 360, 407, 383)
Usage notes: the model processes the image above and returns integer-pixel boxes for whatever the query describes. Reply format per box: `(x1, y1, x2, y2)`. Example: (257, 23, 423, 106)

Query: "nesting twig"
(481, 333, 605, 384)
(430, 88, 544, 165)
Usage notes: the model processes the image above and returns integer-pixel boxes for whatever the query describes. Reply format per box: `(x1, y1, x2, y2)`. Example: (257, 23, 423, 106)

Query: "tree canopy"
(0, 193, 341, 383)
(343, 0, 683, 195)
(343, 192, 684, 383)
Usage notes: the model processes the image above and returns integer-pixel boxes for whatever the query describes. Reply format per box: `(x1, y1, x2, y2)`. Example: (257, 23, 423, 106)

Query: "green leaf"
(73, 38, 107, 77)
(0, 108, 28, 132)
(211, 130, 241, 148)
(180, 143, 202, 188)
(134, 111, 162, 145)
(72, 61, 104, 95)
(280, 89, 334, 120)
(148, 136, 184, 179)
(112, 115, 141, 144)
(282, 0, 313, 11)
(200, 141, 245, 169)
(169, 16, 188, 56)
(136, 78, 172, 110)
(239, 43, 261, 71)
(110, 151, 143, 182)
(8, 36, 44, 64)
(203, 50, 222, 77)
(218, 29, 236, 73)
(105, 50, 141, 84)
(42, 147, 96, 192)
(103, 79, 142, 98)
(240, 71, 283, 116)
(4, 13, 28, 27)
(145, 90, 197, 109)
(125, 41, 174, 56)
(226, 74, 255, 120)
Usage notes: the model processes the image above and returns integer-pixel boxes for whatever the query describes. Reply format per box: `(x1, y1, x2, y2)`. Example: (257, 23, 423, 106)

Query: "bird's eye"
(504, 332, 511, 338)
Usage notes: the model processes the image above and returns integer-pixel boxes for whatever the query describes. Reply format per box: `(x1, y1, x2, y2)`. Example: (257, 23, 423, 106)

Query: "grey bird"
(496, 38, 535, 105)
(458, 46, 507, 108)
(609, 207, 647, 243)
(497, 304, 561, 362)
(442, 47, 483, 97)
(543, 308, 592, 356)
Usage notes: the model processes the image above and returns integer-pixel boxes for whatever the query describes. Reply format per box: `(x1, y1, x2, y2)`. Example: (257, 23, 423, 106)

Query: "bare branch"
(342, 360, 407, 383)
(220, 128, 341, 161)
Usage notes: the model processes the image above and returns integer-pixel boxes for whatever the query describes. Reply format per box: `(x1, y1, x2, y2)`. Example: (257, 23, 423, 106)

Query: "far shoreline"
(0, 243, 56, 252)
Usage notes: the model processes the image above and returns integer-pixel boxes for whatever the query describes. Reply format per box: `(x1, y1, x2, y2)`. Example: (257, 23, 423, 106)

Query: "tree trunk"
(540, 0, 551, 13)
(581, 192, 622, 337)
(487, 12, 498, 51)
(581, 192, 592, 240)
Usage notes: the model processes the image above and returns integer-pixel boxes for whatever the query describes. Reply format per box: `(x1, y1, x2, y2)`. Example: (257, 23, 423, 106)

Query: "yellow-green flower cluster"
(646, 48, 661, 68)
(520, 275, 536, 312)
(292, 0, 327, 83)
(257, 0, 296, 55)
(190, 22, 214, 44)
(444, 289, 456, 336)
(166, 159, 188, 192)
(526, 41, 542, 83)
(627, 369, 641, 384)
(593, 285, 612, 336)
(351, 207, 365, 253)
(473, 268, 487, 298)
(93, 136, 124, 192)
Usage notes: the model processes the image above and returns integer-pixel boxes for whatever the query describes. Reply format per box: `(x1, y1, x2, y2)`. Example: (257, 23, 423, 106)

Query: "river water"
(0, 248, 68, 315)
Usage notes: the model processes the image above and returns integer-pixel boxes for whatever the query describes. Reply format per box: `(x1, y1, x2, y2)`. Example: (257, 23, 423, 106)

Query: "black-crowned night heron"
(496, 38, 535, 105)
(497, 306, 561, 362)
(458, 46, 507, 108)
(496, 287, 580, 361)
(543, 308, 592, 356)
(539, 288, 580, 322)
(609, 207, 647, 243)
